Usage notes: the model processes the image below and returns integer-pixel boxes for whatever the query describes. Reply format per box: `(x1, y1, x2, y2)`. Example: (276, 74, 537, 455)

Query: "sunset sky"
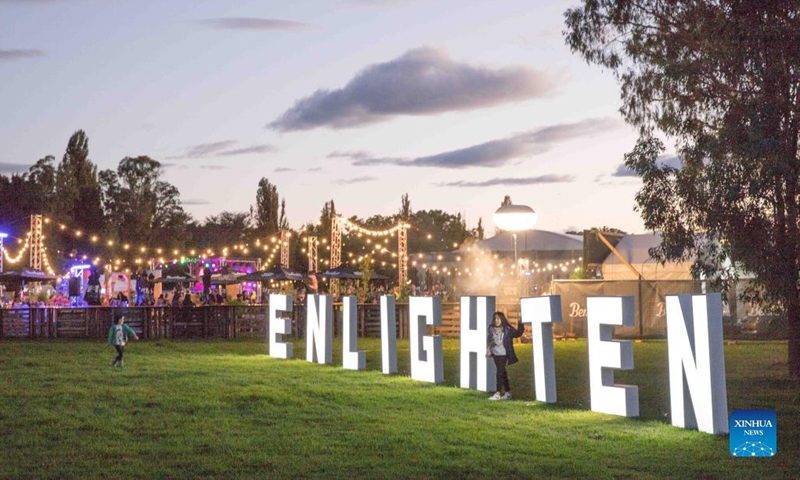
(0, 0, 655, 235)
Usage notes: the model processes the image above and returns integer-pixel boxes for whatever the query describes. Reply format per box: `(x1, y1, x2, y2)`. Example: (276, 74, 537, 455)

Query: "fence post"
(230, 306, 235, 339)
(168, 308, 174, 339)
(143, 307, 149, 340)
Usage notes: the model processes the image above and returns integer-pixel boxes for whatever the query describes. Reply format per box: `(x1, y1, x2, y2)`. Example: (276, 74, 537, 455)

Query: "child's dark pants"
(114, 345, 124, 364)
(493, 355, 510, 391)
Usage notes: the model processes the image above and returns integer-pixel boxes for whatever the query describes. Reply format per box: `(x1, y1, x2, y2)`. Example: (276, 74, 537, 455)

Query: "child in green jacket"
(108, 314, 139, 368)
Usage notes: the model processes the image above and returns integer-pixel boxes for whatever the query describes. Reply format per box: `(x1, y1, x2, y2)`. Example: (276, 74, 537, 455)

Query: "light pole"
(493, 204, 537, 277)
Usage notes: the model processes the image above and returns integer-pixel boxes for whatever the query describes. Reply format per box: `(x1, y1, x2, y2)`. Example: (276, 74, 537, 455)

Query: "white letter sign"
(520, 295, 561, 403)
(409, 296, 443, 384)
(666, 293, 728, 434)
(459, 296, 496, 392)
(342, 296, 366, 370)
(587, 296, 639, 417)
(268, 294, 293, 359)
(306, 294, 333, 365)
(380, 295, 398, 374)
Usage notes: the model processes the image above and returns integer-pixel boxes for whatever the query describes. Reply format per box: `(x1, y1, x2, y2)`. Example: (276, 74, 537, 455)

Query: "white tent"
(601, 233, 693, 280)
(465, 230, 583, 253)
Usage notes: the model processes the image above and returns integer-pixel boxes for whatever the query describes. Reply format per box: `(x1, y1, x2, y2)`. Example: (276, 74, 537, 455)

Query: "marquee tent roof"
(463, 230, 583, 253)
(601, 233, 693, 280)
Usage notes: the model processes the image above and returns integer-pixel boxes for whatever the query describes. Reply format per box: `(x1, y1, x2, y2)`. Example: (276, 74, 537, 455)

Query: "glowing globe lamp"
(493, 204, 537, 232)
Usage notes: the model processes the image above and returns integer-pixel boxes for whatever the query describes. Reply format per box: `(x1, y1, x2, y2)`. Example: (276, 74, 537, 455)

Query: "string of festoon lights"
(407, 246, 583, 279)
(0, 217, 286, 275)
(295, 219, 412, 270)
(338, 217, 409, 236)
(2, 229, 58, 276)
(38, 215, 447, 267)
(3, 235, 29, 264)
(2, 215, 582, 281)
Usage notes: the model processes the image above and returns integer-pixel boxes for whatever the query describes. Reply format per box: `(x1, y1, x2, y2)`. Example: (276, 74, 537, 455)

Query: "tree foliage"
(55, 130, 104, 235)
(99, 156, 190, 249)
(253, 178, 280, 238)
(399, 193, 411, 221)
(195, 211, 253, 250)
(565, 0, 800, 378)
(279, 199, 289, 231)
(475, 217, 485, 240)
(0, 157, 57, 240)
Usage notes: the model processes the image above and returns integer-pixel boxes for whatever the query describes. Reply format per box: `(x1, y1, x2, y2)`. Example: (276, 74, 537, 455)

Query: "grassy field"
(0, 337, 798, 479)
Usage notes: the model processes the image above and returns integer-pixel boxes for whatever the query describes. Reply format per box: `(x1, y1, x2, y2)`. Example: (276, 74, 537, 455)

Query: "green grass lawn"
(0, 338, 798, 479)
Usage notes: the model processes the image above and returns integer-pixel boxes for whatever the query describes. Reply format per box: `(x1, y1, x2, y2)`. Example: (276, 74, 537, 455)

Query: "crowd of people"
(1, 275, 456, 309)
(0, 291, 71, 308)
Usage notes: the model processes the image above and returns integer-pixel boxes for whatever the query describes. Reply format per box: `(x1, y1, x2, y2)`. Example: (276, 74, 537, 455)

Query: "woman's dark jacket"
(487, 321, 525, 365)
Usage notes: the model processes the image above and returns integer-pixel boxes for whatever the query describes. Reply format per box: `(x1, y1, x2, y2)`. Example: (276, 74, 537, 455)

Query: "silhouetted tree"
(279, 199, 289, 230)
(55, 130, 104, 234)
(400, 193, 411, 221)
(253, 178, 280, 238)
(475, 217, 485, 240)
(566, 0, 800, 378)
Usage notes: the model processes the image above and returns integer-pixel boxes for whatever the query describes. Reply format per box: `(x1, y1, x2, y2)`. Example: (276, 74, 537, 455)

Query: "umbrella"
(151, 273, 199, 284)
(320, 264, 388, 280)
(209, 269, 246, 285)
(0, 268, 57, 282)
(238, 265, 305, 282)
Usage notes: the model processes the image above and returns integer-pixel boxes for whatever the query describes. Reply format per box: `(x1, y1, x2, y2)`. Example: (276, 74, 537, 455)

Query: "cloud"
(348, 0, 420, 6)
(308, 167, 322, 172)
(200, 165, 228, 170)
(274, 167, 295, 172)
(269, 47, 556, 131)
(0, 49, 45, 61)
(611, 164, 638, 178)
(0, 162, 30, 174)
(327, 150, 371, 161)
(659, 155, 683, 169)
(438, 174, 575, 187)
(169, 141, 277, 159)
(169, 141, 236, 159)
(611, 154, 682, 177)
(334, 176, 377, 184)
(201, 18, 317, 31)
(218, 144, 277, 156)
(335, 117, 621, 169)
(181, 199, 211, 206)
(328, 150, 402, 166)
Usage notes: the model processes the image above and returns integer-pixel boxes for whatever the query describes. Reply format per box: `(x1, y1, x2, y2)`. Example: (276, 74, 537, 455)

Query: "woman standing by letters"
(486, 311, 525, 400)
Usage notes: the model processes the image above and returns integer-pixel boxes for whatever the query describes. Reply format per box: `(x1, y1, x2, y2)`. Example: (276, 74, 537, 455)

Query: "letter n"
(459, 296, 495, 392)
(306, 294, 332, 365)
(268, 294, 293, 359)
(666, 293, 728, 434)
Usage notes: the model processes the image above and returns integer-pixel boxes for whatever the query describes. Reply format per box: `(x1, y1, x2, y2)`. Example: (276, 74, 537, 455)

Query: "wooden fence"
(0, 303, 528, 341)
